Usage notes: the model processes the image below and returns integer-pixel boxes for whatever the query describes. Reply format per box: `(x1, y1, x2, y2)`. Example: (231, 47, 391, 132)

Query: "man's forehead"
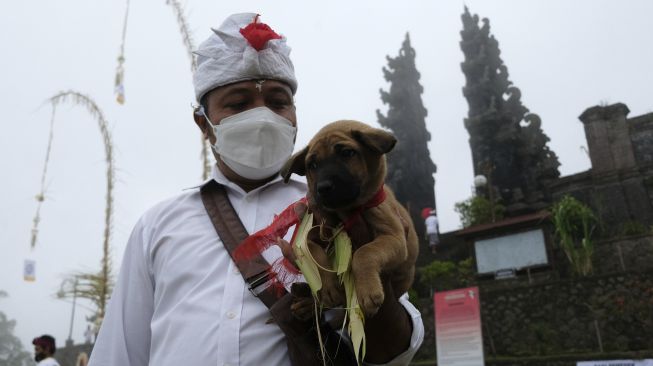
(209, 79, 292, 98)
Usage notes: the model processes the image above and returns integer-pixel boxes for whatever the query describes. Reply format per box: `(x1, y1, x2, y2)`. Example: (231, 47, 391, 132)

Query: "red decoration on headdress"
(239, 14, 282, 51)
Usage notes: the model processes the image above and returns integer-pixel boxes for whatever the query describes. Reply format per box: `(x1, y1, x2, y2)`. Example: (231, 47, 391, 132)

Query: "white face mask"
(205, 106, 297, 180)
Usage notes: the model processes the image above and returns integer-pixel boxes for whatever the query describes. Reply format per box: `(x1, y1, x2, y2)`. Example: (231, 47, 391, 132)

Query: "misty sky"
(1, 0, 652, 353)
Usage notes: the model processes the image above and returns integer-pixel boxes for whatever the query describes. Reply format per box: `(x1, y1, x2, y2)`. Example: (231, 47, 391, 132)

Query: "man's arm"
(88, 219, 154, 366)
(364, 279, 424, 365)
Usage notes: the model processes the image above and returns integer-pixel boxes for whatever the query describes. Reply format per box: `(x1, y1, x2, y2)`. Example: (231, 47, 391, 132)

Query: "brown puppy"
(281, 120, 418, 317)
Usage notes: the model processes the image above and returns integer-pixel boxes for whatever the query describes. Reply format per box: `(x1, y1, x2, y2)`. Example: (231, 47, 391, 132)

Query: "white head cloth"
(193, 13, 297, 102)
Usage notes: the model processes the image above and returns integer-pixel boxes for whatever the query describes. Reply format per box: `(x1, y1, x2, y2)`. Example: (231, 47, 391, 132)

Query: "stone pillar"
(579, 103, 636, 173)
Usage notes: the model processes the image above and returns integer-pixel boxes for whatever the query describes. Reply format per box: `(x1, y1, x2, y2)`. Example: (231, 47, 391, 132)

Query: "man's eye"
(226, 101, 248, 110)
(267, 99, 290, 109)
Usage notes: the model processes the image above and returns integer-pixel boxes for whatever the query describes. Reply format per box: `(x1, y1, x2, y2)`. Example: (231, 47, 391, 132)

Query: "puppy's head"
(281, 120, 396, 211)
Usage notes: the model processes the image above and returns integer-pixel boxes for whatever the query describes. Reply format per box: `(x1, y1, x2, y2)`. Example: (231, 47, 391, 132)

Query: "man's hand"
(363, 278, 413, 364)
(289, 283, 314, 321)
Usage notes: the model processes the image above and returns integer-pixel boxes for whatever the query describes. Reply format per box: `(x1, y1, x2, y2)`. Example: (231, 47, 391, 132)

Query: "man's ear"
(193, 107, 209, 139)
(351, 128, 397, 154)
(280, 146, 308, 183)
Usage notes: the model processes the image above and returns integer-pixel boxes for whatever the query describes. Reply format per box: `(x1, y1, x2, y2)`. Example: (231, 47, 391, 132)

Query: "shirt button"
(226, 311, 236, 319)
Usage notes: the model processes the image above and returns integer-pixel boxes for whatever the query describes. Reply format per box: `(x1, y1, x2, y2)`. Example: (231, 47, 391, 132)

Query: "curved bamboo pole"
(32, 90, 115, 322)
(165, 0, 211, 179)
(30, 105, 57, 249)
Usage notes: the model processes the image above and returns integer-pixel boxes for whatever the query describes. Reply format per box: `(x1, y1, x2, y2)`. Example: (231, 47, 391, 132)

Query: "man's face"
(34, 344, 47, 362)
(197, 79, 297, 146)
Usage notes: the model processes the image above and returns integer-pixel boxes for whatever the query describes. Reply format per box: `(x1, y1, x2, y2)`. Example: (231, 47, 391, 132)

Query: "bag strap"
(200, 180, 357, 365)
(200, 180, 288, 308)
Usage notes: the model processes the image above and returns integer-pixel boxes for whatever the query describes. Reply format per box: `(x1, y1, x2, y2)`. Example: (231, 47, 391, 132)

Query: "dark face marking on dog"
(306, 141, 365, 209)
(311, 155, 361, 209)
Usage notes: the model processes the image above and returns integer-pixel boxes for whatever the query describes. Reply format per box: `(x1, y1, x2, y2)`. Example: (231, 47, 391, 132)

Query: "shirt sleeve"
(363, 293, 425, 366)
(88, 218, 154, 366)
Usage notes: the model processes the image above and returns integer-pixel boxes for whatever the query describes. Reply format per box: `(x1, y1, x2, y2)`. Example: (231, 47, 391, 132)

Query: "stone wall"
(546, 104, 653, 234)
(579, 103, 638, 173)
(591, 235, 653, 274)
(414, 234, 653, 363)
(414, 269, 653, 362)
(630, 113, 653, 165)
(548, 168, 653, 234)
(479, 270, 653, 357)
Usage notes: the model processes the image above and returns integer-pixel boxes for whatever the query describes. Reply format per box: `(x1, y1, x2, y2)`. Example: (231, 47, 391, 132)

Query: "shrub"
(454, 195, 505, 228)
(551, 195, 596, 277)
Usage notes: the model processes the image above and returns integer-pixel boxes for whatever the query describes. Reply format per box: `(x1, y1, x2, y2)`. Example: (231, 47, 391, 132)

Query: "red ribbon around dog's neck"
(232, 186, 387, 293)
(342, 186, 387, 232)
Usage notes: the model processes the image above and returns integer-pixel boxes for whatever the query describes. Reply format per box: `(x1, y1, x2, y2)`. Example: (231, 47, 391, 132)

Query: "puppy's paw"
(320, 274, 344, 307)
(357, 285, 385, 317)
(351, 256, 385, 316)
(320, 284, 344, 308)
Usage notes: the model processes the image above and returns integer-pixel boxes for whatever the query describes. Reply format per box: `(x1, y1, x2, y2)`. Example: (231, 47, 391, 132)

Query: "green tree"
(377, 33, 436, 254)
(0, 291, 32, 366)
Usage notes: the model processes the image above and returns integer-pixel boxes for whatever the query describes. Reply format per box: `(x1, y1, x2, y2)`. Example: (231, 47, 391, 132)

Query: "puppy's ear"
(352, 128, 397, 154)
(280, 146, 309, 183)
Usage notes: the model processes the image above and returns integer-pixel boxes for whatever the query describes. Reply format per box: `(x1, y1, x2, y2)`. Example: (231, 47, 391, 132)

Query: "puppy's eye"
(308, 161, 318, 170)
(339, 149, 357, 158)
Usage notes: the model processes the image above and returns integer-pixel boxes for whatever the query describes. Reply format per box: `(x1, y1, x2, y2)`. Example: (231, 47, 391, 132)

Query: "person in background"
(83, 324, 93, 344)
(425, 210, 440, 254)
(32, 335, 60, 366)
(88, 12, 423, 366)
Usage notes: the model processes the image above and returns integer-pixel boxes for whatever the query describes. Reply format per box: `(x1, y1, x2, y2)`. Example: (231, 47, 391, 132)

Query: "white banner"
(577, 360, 653, 366)
(23, 259, 36, 282)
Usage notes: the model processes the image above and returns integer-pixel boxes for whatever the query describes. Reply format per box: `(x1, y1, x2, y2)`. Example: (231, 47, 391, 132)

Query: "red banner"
(434, 286, 485, 366)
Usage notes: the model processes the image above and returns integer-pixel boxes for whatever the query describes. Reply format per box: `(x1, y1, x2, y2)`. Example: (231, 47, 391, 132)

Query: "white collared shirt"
(37, 357, 60, 366)
(425, 215, 439, 235)
(89, 167, 423, 366)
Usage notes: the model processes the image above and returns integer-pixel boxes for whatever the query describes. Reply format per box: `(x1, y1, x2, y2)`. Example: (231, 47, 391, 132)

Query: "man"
(89, 13, 423, 366)
(425, 210, 440, 254)
(32, 335, 60, 366)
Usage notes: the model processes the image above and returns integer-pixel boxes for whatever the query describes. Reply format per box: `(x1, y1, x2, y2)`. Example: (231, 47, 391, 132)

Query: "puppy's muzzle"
(317, 180, 335, 196)
(315, 170, 360, 209)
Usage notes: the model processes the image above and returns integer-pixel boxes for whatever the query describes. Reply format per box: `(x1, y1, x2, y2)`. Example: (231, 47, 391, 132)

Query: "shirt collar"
(186, 164, 306, 195)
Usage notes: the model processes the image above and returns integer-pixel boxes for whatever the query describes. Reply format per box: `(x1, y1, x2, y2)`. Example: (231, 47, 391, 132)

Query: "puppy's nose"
(317, 180, 335, 196)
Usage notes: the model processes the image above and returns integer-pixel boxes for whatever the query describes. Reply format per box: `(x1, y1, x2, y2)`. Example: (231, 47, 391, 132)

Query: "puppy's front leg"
(352, 208, 407, 317)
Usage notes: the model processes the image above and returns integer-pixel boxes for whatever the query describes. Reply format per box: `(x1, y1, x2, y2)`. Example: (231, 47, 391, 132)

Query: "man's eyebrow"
(265, 85, 293, 97)
(220, 87, 252, 98)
